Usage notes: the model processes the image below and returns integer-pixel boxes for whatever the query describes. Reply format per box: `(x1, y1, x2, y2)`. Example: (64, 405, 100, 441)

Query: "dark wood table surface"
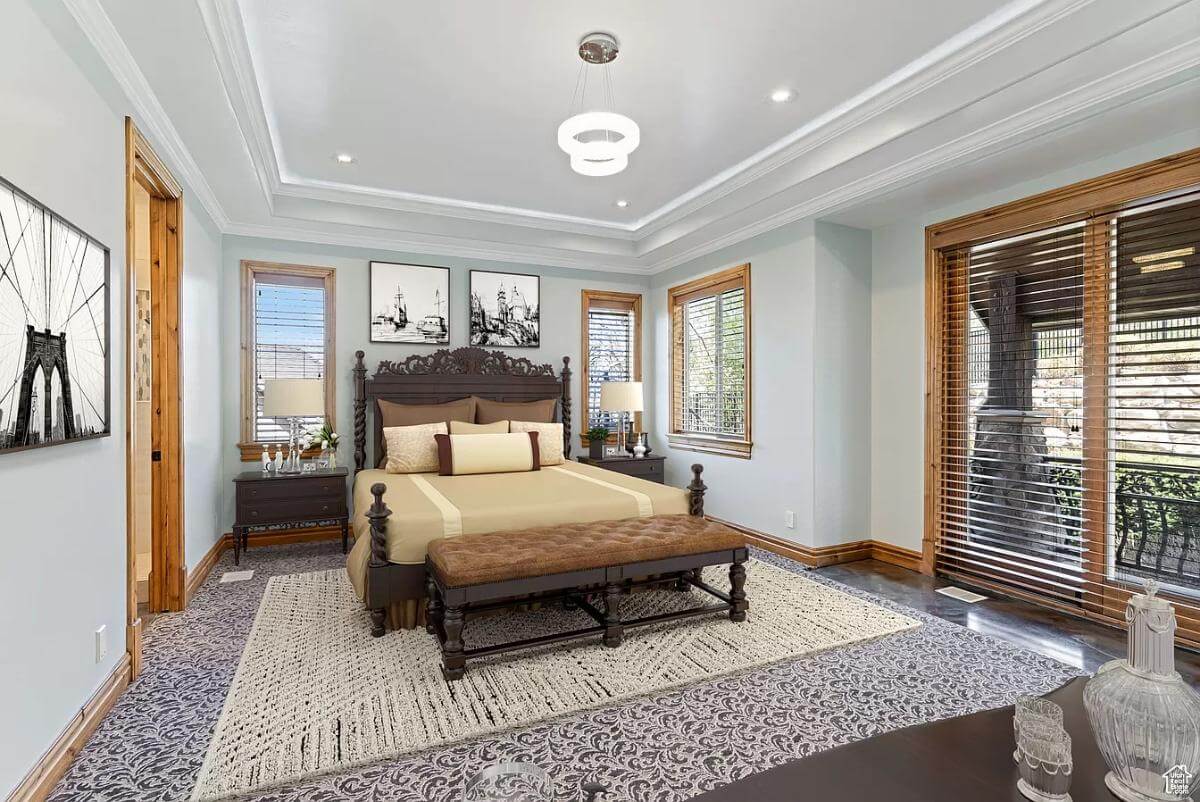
(692, 676, 1112, 801)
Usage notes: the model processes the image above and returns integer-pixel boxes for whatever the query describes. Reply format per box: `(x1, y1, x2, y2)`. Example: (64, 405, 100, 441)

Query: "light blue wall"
(218, 236, 651, 529)
(0, 0, 225, 794)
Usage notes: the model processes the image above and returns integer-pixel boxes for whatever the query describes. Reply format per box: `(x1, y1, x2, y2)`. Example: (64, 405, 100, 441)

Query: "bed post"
(353, 350, 367, 473)
(688, 464, 706, 517)
(366, 482, 391, 636)
(560, 355, 572, 458)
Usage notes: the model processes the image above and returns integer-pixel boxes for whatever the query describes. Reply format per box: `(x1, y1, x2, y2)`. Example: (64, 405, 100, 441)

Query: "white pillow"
(383, 421, 446, 474)
(510, 421, 564, 466)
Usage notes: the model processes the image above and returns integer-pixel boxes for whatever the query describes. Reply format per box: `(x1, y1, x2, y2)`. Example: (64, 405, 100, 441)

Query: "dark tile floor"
(816, 559, 1200, 685)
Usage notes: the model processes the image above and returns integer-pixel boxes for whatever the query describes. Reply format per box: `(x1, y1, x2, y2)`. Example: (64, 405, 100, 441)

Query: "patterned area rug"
(47, 543, 1082, 802)
(192, 559, 919, 800)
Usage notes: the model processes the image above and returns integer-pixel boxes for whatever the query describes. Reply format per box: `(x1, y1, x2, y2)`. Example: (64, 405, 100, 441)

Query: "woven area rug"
(191, 558, 919, 800)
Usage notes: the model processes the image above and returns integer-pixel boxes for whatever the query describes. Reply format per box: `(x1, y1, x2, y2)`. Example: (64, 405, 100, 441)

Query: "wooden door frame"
(124, 118, 185, 679)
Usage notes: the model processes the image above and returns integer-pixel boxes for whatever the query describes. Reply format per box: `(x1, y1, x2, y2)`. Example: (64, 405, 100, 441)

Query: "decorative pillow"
(377, 398, 475, 466)
(449, 420, 509, 435)
(434, 432, 540, 476)
(509, 421, 564, 465)
(474, 396, 557, 425)
(383, 422, 447, 474)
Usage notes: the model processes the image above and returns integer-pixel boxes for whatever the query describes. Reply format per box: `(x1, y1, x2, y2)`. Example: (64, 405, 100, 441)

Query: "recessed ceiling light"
(770, 88, 794, 103)
(615, 199, 630, 208)
(334, 153, 355, 164)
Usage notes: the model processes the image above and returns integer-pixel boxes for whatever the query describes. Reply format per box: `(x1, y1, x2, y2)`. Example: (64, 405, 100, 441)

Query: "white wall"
(868, 127, 1200, 553)
(649, 222, 819, 544)
(218, 236, 651, 529)
(0, 1, 224, 794)
(813, 222, 872, 548)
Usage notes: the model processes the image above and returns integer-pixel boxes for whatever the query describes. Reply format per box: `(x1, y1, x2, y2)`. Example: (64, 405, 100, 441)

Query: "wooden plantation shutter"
(239, 262, 336, 457)
(581, 290, 642, 439)
(928, 151, 1200, 645)
(668, 264, 752, 458)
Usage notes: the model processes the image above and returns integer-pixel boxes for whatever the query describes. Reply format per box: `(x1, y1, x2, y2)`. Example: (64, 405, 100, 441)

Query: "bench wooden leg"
(729, 561, 748, 622)
(425, 574, 442, 635)
(442, 606, 466, 681)
(370, 608, 386, 637)
(603, 583, 623, 647)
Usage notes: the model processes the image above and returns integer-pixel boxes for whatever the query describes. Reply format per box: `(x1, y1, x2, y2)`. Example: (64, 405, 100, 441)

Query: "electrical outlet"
(94, 625, 107, 664)
(785, 510, 796, 529)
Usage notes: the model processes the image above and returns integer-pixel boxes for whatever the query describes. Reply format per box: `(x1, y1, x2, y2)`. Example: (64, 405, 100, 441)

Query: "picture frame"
(0, 174, 111, 455)
(469, 270, 540, 348)
(369, 261, 450, 344)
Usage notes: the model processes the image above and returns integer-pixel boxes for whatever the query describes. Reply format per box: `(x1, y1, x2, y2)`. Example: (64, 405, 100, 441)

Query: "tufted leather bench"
(424, 514, 749, 681)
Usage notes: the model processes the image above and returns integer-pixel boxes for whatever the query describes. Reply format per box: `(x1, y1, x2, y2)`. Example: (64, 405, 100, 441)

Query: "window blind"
(933, 187, 1200, 645)
(680, 285, 746, 438)
(936, 222, 1089, 605)
(252, 273, 327, 442)
(1110, 195, 1200, 602)
(586, 303, 636, 432)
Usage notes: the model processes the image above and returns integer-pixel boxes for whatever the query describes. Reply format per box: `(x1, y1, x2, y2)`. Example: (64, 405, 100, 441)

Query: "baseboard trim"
(706, 516, 922, 572)
(184, 535, 225, 605)
(8, 653, 131, 802)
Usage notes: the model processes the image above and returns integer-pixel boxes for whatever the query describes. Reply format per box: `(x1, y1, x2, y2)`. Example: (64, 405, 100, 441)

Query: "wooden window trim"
(668, 263, 752, 458)
(580, 289, 642, 446)
(924, 145, 1200, 644)
(238, 260, 337, 461)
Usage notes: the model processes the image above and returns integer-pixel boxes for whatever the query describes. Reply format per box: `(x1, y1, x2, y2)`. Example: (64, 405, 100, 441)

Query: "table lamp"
(599, 381, 643, 454)
(263, 378, 325, 473)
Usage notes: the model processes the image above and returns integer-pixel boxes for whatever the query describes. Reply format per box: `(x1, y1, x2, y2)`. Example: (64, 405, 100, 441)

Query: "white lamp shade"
(599, 381, 643, 413)
(263, 378, 325, 417)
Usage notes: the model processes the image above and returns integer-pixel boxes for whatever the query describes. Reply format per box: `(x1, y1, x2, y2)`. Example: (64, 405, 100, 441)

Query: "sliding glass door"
(928, 163, 1200, 644)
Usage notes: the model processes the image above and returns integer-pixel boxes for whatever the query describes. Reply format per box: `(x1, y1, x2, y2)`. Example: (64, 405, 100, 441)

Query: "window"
(581, 290, 642, 443)
(668, 263, 751, 458)
(927, 147, 1200, 646)
(239, 261, 336, 459)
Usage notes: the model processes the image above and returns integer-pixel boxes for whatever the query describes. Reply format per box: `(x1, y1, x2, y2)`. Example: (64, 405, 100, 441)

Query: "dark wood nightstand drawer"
(238, 495, 347, 525)
(237, 476, 344, 503)
(576, 455, 666, 484)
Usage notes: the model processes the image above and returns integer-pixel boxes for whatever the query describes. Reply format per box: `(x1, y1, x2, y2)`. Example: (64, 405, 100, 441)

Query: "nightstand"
(575, 454, 666, 484)
(232, 466, 349, 564)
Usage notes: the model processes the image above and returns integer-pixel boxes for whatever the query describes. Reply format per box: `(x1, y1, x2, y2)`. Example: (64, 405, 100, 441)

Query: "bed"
(349, 346, 708, 633)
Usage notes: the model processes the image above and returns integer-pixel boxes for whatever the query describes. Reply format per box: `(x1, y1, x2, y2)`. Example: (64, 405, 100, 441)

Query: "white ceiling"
(238, 0, 1003, 223)
(76, 0, 1200, 271)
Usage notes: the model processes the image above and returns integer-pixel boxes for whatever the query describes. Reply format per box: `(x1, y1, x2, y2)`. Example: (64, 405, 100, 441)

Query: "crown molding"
(195, 0, 1108, 239)
(632, 0, 1100, 237)
(61, 0, 230, 229)
(273, 179, 640, 238)
(194, 0, 279, 212)
(642, 37, 1200, 272)
(222, 221, 650, 275)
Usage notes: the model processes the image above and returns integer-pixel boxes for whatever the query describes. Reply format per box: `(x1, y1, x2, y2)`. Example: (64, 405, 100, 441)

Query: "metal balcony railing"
(1042, 459, 1200, 591)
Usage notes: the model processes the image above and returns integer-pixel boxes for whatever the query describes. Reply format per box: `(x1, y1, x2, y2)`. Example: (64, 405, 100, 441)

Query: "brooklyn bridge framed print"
(0, 175, 110, 455)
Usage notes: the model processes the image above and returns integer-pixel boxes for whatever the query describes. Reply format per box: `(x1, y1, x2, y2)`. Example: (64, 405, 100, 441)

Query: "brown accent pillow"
(434, 432, 540, 476)
(473, 396, 557, 425)
(377, 397, 475, 466)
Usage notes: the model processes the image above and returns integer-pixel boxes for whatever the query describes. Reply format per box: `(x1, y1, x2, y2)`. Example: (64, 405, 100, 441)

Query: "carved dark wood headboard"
(352, 346, 572, 472)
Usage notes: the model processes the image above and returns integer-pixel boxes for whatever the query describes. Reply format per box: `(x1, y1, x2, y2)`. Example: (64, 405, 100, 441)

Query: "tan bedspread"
(346, 460, 690, 600)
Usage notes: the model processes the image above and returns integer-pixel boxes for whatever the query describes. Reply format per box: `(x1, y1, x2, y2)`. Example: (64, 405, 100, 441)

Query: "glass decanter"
(1084, 581, 1200, 802)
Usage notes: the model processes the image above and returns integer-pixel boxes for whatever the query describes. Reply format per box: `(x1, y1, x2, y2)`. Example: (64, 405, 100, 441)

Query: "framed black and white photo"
(469, 270, 540, 348)
(0, 175, 110, 455)
(369, 261, 450, 344)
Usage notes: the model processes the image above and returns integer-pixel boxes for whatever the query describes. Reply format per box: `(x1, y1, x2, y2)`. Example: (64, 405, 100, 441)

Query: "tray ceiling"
(79, 0, 1200, 271)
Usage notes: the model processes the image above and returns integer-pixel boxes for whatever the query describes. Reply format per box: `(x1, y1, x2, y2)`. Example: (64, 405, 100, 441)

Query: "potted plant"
(306, 421, 341, 468)
(586, 426, 610, 460)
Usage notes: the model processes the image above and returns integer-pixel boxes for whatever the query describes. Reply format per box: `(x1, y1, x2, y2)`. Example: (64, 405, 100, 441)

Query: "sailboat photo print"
(369, 262, 450, 344)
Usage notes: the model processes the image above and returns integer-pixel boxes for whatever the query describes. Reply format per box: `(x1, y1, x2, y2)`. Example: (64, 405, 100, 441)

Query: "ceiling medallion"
(557, 32, 640, 177)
